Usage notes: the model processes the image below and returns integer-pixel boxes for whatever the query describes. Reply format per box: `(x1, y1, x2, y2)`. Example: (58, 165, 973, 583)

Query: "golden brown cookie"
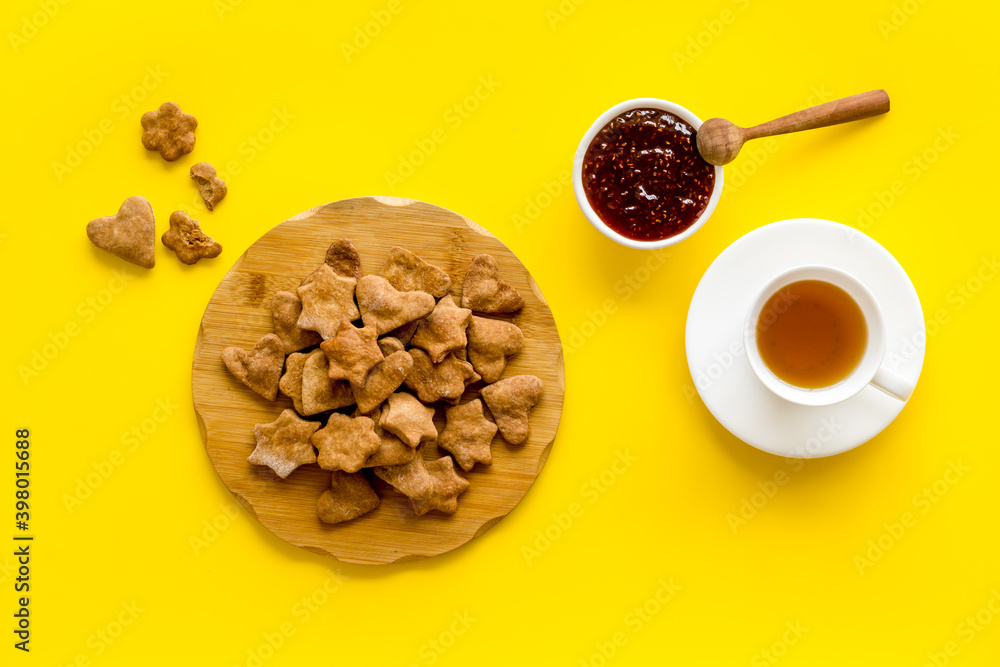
(86, 196, 156, 269)
(466, 316, 524, 383)
(374, 453, 433, 501)
(404, 349, 480, 404)
(356, 275, 435, 335)
(278, 351, 309, 414)
(222, 333, 284, 401)
(161, 211, 222, 265)
(411, 295, 472, 363)
(271, 290, 323, 355)
(301, 350, 355, 415)
(461, 254, 524, 313)
(141, 102, 197, 161)
(320, 319, 383, 386)
(410, 457, 470, 516)
(377, 336, 406, 357)
(378, 246, 452, 297)
(480, 374, 544, 445)
(190, 162, 227, 210)
(361, 405, 417, 468)
(317, 471, 380, 524)
(312, 414, 381, 473)
(248, 409, 319, 478)
(379, 392, 437, 447)
(352, 351, 413, 414)
(439, 399, 498, 471)
(389, 319, 420, 345)
(296, 264, 359, 339)
(324, 239, 362, 281)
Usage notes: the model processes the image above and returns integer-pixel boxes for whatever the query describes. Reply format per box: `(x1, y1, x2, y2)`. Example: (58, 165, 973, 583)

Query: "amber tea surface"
(756, 280, 867, 389)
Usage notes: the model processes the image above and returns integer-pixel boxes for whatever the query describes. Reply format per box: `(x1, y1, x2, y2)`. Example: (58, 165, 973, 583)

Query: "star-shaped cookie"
(439, 399, 498, 471)
(379, 392, 438, 448)
(248, 409, 319, 478)
(320, 319, 383, 386)
(411, 295, 473, 363)
(410, 457, 470, 516)
(296, 264, 359, 339)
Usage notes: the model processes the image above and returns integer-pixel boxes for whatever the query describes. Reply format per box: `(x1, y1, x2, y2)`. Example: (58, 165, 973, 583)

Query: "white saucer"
(685, 219, 925, 458)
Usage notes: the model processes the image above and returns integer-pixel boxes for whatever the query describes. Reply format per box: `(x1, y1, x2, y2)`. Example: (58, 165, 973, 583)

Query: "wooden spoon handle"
(743, 90, 890, 141)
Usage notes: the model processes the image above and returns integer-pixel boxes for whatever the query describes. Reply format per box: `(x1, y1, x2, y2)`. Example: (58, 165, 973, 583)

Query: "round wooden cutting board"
(192, 197, 564, 565)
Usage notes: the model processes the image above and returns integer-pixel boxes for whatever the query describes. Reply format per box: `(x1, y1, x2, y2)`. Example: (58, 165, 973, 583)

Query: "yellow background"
(2, 0, 998, 664)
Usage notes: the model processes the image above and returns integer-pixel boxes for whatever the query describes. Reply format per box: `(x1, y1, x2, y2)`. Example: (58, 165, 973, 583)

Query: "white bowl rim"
(572, 97, 725, 249)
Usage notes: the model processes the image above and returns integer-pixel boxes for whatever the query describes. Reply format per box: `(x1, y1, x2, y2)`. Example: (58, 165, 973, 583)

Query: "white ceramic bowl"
(573, 98, 724, 249)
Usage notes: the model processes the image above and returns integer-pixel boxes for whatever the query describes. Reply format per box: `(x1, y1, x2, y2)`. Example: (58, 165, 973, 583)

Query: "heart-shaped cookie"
(356, 275, 435, 335)
(221, 333, 284, 401)
(460, 254, 524, 313)
(466, 315, 524, 383)
(86, 196, 156, 268)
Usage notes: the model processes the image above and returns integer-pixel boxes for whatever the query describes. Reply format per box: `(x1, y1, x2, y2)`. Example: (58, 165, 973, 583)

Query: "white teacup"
(744, 265, 915, 406)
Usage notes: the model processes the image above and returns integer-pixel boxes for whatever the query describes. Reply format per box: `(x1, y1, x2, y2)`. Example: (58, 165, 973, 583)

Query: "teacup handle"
(871, 364, 915, 401)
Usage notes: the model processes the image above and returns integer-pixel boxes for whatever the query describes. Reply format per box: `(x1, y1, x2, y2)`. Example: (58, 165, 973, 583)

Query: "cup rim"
(572, 97, 725, 250)
(743, 265, 887, 407)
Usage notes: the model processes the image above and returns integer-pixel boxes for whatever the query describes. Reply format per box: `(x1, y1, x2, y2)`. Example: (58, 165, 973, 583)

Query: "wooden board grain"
(192, 197, 564, 565)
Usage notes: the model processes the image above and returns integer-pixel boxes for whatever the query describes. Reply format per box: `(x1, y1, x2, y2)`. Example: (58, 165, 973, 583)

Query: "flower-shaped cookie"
(161, 211, 222, 265)
(141, 102, 197, 161)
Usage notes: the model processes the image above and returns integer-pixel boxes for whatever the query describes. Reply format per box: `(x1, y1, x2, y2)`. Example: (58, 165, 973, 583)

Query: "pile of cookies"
(220, 240, 544, 524)
(85, 102, 227, 268)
